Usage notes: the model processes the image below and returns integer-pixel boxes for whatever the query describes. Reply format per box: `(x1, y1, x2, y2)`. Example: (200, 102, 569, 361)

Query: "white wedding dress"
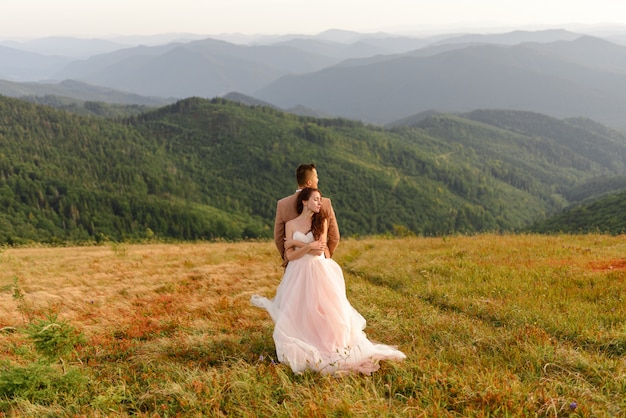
(251, 231, 406, 375)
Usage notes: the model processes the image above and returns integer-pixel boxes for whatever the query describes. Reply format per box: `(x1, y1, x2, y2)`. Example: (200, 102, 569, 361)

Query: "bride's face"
(305, 191, 322, 213)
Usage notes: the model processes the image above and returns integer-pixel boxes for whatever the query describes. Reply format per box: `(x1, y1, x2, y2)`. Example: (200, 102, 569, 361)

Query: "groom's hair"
(296, 163, 316, 187)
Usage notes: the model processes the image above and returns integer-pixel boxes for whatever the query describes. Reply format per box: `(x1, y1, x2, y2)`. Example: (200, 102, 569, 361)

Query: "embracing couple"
(273, 163, 339, 267)
(251, 163, 405, 376)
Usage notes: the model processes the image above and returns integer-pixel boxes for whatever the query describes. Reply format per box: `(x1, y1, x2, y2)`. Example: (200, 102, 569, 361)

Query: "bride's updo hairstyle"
(297, 187, 327, 240)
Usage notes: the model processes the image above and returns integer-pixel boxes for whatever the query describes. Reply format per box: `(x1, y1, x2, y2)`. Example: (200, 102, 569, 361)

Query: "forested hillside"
(2, 95, 626, 245)
(527, 190, 626, 234)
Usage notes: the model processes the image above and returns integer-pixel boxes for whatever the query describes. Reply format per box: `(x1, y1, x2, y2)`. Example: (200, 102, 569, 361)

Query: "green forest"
(2, 94, 626, 245)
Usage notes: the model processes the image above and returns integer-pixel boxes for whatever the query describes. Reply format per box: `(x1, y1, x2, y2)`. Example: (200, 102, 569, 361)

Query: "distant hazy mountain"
(606, 34, 626, 46)
(0, 33, 217, 57)
(251, 28, 403, 45)
(0, 79, 173, 106)
(2, 28, 582, 86)
(221, 91, 331, 117)
(0, 45, 71, 81)
(432, 29, 582, 46)
(221, 92, 279, 108)
(51, 37, 344, 98)
(0, 36, 130, 58)
(267, 38, 388, 60)
(255, 35, 626, 130)
(255, 28, 447, 55)
(385, 110, 443, 128)
(6, 28, 626, 128)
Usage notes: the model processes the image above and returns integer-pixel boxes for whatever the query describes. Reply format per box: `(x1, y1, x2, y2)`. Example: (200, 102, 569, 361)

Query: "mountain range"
(4, 28, 626, 130)
(255, 36, 626, 129)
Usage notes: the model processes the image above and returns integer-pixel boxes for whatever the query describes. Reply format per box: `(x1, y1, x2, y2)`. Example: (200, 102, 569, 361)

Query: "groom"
(274, 163, 340, 266)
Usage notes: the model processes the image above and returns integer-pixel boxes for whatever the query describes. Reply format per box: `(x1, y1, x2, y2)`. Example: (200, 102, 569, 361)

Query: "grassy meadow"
(0, 234, 625, 417)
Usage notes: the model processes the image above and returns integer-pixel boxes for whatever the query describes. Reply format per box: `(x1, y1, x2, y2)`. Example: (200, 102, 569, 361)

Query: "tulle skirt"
(251, 254, 406, 375)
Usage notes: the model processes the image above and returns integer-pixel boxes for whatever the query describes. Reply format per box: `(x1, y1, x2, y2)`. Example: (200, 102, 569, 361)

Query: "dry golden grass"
(1, 241, 279, 333)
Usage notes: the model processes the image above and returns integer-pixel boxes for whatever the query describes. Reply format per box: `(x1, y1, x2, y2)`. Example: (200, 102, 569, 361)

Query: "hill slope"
(2, 95, 626, 244)
(527, 189, 626, 234)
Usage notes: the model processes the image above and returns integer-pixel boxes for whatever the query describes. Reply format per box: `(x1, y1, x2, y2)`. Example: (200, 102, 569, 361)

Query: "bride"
(251, 187, 406, 375)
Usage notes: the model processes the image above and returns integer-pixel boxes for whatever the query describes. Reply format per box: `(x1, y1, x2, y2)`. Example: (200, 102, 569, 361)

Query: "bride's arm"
(284, 222, 309, 261)
(286, 240, 321, 261)
(284, 237, 305, 249)
(284, 223, 325, 261)
(307, 219, 328, 256)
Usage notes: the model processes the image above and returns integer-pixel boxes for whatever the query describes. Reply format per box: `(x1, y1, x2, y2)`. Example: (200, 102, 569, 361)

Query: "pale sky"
(2, 0, 626, 39)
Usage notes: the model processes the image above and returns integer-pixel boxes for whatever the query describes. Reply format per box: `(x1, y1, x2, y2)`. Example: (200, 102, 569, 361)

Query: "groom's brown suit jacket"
(274, 190, 340, 263)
